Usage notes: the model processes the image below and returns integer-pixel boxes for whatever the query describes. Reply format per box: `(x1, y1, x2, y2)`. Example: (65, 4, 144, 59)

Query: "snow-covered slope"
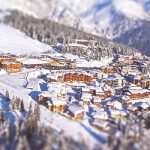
(0, 23, 54, 55)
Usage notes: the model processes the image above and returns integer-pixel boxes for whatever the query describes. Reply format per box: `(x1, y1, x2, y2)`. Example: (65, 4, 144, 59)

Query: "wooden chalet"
(106, 100, 122, 110)
(125, 84, 150, 100)
(63, 72, 93, 84)
(110, 109, 128, 119)
(81, 93, 92, 106)
(48, 97, 66, 113)
(117, 56, 133, 66)
(66, 103, 85, 120)
(127, 89, 150, 100)
(101, 66, 118, 74)
(92, 109, 109, 121)
(2, 61, 22, 73)
(92, 96, 102, 107)
(91, 119, 110, 132)
(96, 87, 111, 99)
(47, 73, 62, 83)
(127, 106, 139, 115)
(140, 78, 150, 89)
(0, 54, 16, 63)
(38, 91, 51, 103)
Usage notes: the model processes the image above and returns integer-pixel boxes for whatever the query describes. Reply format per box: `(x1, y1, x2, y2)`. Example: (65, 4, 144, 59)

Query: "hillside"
(0, 23, 54, 55)
(3, 10, 139, 60)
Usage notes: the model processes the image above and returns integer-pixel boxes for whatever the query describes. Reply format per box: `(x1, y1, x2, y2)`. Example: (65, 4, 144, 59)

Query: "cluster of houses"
(1, 50, 150, 138)
(31, 52, 150, 136)
(0, 53, 77, 72)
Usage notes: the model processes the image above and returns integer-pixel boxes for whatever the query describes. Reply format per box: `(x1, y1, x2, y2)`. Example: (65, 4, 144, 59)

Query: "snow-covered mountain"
(0, 0, 99, 35)
(62, 0, 150, 51)
(63, 0, 149, 37)
(0, 23, 54, 55)
(0, 0, 150, 51)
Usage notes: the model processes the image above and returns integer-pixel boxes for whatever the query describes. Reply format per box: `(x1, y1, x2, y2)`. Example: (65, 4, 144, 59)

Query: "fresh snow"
(0, 23, 54, 55)
(0, 72, 107, 149)
(113, 0, 149, 20)
(0, 0, 99, 35)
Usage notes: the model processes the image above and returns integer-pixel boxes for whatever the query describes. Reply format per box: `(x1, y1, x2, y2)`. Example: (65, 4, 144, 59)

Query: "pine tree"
(19, 100, 25, 112)
(5, 90, 10, 101)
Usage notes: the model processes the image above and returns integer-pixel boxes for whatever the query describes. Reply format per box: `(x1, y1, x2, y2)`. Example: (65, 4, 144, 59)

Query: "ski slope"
(0, 23, 54, 55)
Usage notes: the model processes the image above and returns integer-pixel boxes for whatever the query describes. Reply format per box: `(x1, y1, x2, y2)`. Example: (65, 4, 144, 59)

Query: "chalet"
(109, 109, 128, 119)
(96, 87, 111, 99)
(91, 119, 110, 132)
(101, 66, 118, 74)
(63, 72, 93, 84)
(89, 86, 96, 95)
(126, 85, 150, 100)
(92, 109, 109, 121)
(47, 97, 66, 113)
(0, 54, 16, 63)
(117, 56, 133, 66)
(22, 58, 50, 68)
(47, 74, 58, 83)
(92, 96, 102, 107)
(127, 106, 139, 115)
(121, 65, 141, 76)
(106, 100, 122, 110)
(67, 43, 88, 50)
(133, 102, 150, 112)
(47, 83, 67, 98)
(66, 103, 84, 120)
(47, 73, 63, 83)
(140, 78, 150, 89)
(2, 61, 22, 73)
(105, 74, 125, 88)
(74, 39, 98, 47)
(38, 91, 51, 103)
(81, 87, 90, 93)
(81, 93, 92, 106)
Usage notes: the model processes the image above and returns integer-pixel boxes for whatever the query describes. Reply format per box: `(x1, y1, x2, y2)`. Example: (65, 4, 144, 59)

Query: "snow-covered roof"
(68, 43, 88, 49)
(2, 61, 20, 65)
(22, 59, 49, 65)
(50, 97, 67, 106)
(106, 100, 122, 110)
(67, 104, 84, 115)
(96, 87, 104, 93)
(140, 78, 150, 83)
(47, 73, 62, 80)
(67, 82, 86, 87)
(82, 87, 90, 92)
(93, 110, 109, 120)
(92, 119, 109, 129)
(81, 93, 92, 100)
(92, 96, 102, 103)
(110, 109, 128, 116)
(38, 91, 51, 98)
(133, 102, 150, 109)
